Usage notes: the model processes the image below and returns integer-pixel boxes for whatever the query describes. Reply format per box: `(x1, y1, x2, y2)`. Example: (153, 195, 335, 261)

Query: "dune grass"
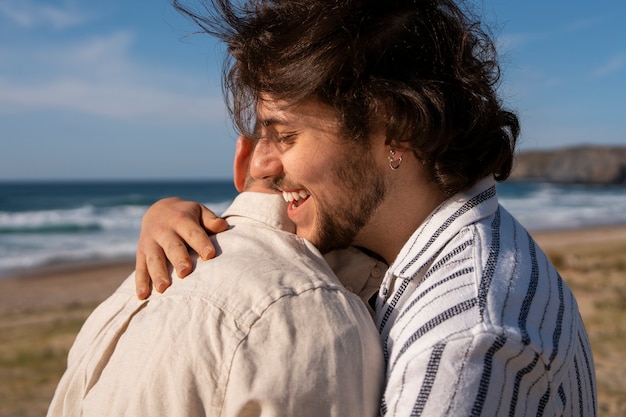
(545, 242, 626, 416)
(0, 306, 94, 417)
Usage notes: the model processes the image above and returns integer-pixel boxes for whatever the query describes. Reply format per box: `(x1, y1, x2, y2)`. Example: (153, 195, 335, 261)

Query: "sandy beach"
(1, 225, 625, 416)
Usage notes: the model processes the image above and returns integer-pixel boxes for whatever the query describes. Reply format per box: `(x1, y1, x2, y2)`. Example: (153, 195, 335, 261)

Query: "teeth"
(282, 190, 310, 203)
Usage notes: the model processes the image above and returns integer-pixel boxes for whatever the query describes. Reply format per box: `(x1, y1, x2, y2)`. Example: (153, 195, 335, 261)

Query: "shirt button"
(371, 267, 382, 278)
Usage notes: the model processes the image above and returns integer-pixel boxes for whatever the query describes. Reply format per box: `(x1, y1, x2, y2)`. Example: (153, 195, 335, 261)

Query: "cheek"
(301, 148, 344, 184)
(285, 155, 327, 184)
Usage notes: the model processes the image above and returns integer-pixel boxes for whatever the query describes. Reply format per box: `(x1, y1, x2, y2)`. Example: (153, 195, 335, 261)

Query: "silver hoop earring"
(388, 149, 403, 170)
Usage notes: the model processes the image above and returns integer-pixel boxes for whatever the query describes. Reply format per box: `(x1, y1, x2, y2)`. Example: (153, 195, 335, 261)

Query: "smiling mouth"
(282, 190, 310, 209)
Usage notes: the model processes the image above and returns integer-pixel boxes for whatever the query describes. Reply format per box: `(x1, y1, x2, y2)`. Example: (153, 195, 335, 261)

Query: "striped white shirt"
(375, 177, 597, 416)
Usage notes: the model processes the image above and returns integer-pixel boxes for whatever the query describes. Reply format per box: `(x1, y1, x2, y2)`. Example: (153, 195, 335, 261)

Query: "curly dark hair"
(174, 0, 520, 195)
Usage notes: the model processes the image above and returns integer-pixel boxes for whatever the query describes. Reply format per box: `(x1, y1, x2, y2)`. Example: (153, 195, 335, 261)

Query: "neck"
(354, 160, 447, 265)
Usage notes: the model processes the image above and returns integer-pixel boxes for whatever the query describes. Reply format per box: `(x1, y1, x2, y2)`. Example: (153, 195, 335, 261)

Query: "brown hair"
(174, 0, 520, 195)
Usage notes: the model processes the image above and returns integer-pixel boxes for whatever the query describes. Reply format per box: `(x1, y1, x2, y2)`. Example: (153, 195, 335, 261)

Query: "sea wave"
(0, 240, 138, 274)
(498, 182, 626, 230)
(0, 223, 103, 234)
(0, 199, 233, 277)
(0, 205, 143, 234)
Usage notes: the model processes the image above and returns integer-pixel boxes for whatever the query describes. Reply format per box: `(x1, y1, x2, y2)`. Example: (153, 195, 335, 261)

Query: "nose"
(250, 138, 283, 180)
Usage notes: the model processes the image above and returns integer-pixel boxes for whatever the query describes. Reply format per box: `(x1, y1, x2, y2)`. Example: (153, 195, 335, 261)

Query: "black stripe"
(394, 238, 474, 322)
(578, 332, 597, 415)
(552, 289, 576, 378)
(419, 238, 473, 280)
(558, 384, 567, 410)
(519, 236, 539, 345)
(380, 397, 387, 415)
(397, 267, 474, 322)
(535, 255, 552, 358)
(379, 277, 410, 334)
(574, 357, 583, 417)
(536, 386, 551, 416)
(380, 243, 474, 360)
(410, 343, 446, 417)
(508, 354, 540, 417)
(392, 298, 477, 368)
(548, 272, 565, 365)
(400, 186, 496, 276)
(470, 334, 507, 416)
(478, 207, 501, 318)
(380, 278, 411, 362)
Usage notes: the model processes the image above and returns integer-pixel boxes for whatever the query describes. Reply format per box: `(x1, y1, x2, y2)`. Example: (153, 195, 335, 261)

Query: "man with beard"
(135, 0, 597, 415)
(47, 137, 384, 417)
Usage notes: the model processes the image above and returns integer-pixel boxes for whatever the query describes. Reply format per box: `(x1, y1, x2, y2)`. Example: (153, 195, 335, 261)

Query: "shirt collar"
(324, 246, 387, 305)
(221, 192, 295, 234)
(389, 176, 499, 280)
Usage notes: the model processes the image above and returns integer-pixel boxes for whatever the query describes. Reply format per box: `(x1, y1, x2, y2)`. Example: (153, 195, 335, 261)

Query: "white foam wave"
(0, 199, 234, 277)
(499, 184, 626, 230)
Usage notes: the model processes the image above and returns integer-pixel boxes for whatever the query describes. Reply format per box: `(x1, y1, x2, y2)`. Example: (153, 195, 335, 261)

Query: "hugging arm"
(134, 197, 228, 299)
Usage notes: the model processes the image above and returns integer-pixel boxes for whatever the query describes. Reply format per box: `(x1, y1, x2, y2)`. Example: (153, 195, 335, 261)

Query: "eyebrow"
(258, 116, 290, 127)
(250, 115, 289, 139)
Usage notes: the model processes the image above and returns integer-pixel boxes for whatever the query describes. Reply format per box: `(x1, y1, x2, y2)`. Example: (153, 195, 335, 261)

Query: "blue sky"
(1, 1, 625, 180)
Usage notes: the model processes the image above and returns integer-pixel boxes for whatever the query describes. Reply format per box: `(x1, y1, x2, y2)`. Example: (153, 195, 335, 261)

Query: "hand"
(135, 197, 229, 299)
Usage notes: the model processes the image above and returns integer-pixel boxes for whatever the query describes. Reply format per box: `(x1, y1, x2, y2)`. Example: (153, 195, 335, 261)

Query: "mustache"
(259, 176, 284, 193)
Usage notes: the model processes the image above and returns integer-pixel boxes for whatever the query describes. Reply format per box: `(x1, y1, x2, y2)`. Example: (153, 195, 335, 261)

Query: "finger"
(143, 245, 172, 293)
(199, 205, 229, 233)
(169, 206, 228, 261)
(134, 254, 152, 300)
(181, 225, 216, 261)
(162, 237, 194, 278)
(205, 216, 229, 233)
(167, 207, 215, 262)
(198, 207, 229, 260)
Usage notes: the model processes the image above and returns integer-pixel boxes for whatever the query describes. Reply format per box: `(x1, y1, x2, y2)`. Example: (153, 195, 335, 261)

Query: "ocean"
(0, 180, 237, 277)
(1, 179, 626, 278)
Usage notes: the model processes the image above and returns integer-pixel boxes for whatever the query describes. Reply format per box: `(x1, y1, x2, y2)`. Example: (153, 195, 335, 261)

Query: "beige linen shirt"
(47, 192, 384, 417)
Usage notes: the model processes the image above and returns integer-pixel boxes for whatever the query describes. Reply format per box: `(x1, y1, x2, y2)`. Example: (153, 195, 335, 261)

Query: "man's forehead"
(256, 98, 340, 129)
(256, 103, 289, 127)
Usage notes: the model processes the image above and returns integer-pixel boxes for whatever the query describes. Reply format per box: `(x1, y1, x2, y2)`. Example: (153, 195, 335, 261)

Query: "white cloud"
(33, 31, 141, 79)
(497, 32, 545, 53)
(0, 0, 90, 30)
(592, 54, 626, 78)
(562, 18, 598, 34)
(498, 16, 599, 54)
(0, 77, 225, 124)
(0, 30, 226, 125)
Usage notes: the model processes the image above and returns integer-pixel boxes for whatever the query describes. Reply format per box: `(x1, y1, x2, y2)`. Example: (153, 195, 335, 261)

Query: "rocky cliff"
(509, 145, 626, 185)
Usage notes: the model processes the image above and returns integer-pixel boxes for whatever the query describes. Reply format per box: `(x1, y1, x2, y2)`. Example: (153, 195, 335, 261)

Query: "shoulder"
(197, 219, 341, 291)
(139, 219, 355, 327)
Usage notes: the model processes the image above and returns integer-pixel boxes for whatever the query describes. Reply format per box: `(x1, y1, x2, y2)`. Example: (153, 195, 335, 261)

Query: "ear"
(233, 136, 255, 192)
(388, 144, 408, 161)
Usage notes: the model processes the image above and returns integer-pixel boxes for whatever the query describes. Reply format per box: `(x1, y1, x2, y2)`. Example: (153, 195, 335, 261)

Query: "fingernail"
(200, 247, 212, 260)
(156, 280, 167, 293)
(177, 262, 190, 276)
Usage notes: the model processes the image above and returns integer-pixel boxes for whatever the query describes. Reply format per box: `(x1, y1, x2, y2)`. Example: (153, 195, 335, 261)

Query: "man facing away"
(46, 137, 384, 417)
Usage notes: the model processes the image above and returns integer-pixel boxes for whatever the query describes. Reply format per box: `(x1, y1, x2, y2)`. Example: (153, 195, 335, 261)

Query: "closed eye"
(277, 133, 297, 143)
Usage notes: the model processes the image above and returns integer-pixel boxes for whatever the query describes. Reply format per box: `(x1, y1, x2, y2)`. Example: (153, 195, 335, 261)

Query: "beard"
(312, 147, 386, 254)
